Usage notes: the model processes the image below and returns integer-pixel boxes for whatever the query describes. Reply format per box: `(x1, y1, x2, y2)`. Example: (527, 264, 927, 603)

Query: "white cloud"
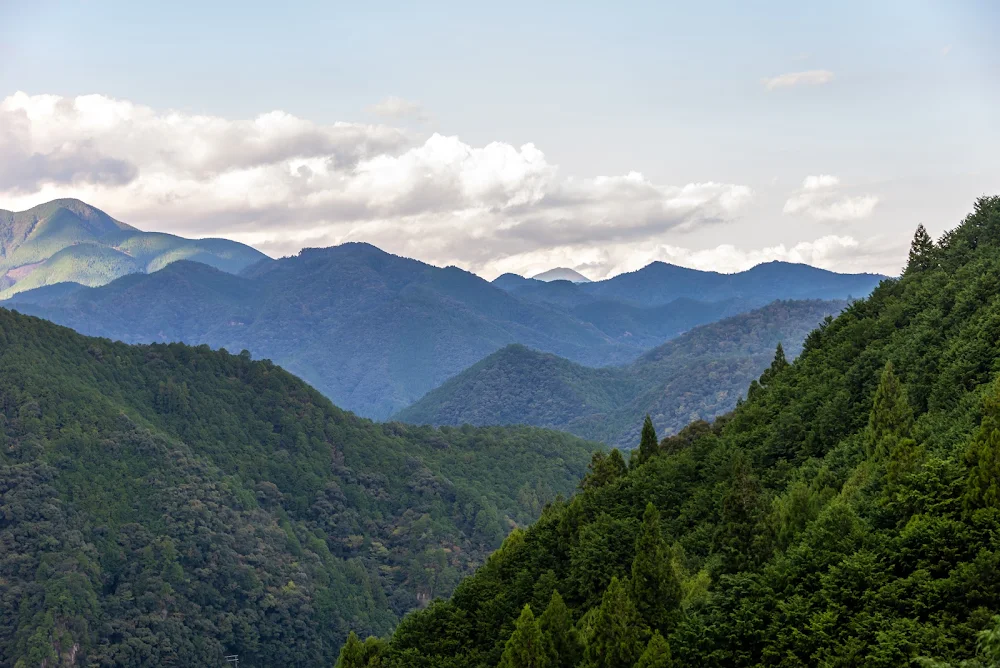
(762, 69, 835, 91)
(367, 95, 426, 121)
(0, 91, 756, 280)
(783, 174, 879, 222)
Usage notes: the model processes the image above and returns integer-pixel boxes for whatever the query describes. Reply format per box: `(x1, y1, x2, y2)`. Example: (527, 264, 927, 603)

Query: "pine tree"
(539, 590, 581, 668)
(635, 415, 659, 465)
(965, 382, 1000, 511)
(759, 342, 789, 386)
(630, 503, 681, 635)
(865, 361, 914, 459)
(636, 631, 672, 668)
(584, 576, 648, 668)
(336, 631, 386, 668)
(499, 605, 549, 668)
(580, 449, 628, 489)
(906, 224, 935, 273)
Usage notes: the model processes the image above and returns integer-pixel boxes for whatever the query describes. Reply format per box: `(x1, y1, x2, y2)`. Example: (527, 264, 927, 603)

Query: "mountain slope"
(359, 197, 1000, 667)
(0, 307, 599, 666)
(0, 199, 267, 297)
(395, 299, 846, 447)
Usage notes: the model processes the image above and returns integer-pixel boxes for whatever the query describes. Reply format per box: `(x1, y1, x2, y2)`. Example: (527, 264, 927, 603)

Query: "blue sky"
(0, 0, 997, 278)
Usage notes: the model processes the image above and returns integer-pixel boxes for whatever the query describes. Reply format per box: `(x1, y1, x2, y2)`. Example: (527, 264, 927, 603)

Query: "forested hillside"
(396, 300, 845, 448)
(344, 198, 1000, 667)
(0, 309, 598, 666)
(0, 199, 265, 298)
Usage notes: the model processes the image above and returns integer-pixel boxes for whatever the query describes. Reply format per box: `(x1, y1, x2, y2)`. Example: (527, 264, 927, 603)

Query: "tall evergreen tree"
(865, 361, 914, 458)
(906, 224, 935, 273)
(499, 605, 549, 668)
(581, 449, 628, 489)
(635, 415, 659, 465)
(636, 631, 672, 668)
(965, 382, 1000, 510)
(336, 631, 386, 668)
(760, 342, 789, 386)
(629, 503, 681, 635)
(584, 576, 648, 668)
(539, 591, 581, 668)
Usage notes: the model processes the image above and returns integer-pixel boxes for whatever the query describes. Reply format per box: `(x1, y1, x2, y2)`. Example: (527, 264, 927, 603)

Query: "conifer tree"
(965, 382, 1000, 510)
(906, 223, 935, 273)
(580, 449, 628, 489)
(499, 605, 549, 668)
(636, 631, 672, 668)
(759, 343, 789, 386)
(583, 576, 647, 668)
(630, 503, 681, 635)
(635, 415, 659, 465)
(539, 590, 581, 668)
(335, 631, 385, 668)
(865, 361, 914, 459)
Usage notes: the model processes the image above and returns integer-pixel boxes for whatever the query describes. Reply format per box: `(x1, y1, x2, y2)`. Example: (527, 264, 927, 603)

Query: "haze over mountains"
(4, 200, 887, 420)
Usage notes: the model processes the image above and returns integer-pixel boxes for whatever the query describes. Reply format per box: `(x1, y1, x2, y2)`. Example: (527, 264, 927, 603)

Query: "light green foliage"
(499, 605, 549, 668)
(636, 631, 672, 668)
(582, 576, 647, 668)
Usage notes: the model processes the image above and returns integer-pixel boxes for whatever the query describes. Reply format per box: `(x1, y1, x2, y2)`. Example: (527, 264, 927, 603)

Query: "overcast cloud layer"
(1, 91, 892, 279)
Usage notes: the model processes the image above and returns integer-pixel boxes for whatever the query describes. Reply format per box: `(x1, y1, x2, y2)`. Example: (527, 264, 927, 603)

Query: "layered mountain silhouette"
(0, 199, 266, 298)
(530, 267, 592, 282)
(4, 200, 886, 419)
(394, 299, 845, 446)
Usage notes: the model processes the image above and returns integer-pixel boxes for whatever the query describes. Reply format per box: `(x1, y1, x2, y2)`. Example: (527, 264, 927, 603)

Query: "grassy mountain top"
(0, 306, 599, 666)
(0, 199, 267, 298)
(351, 196, 1000, 667)
(395, 299, 846, 448)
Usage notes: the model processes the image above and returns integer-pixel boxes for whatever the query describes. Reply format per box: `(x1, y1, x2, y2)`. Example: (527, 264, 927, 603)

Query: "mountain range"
(0, 199, 266, 298)
(395, 299, 845, 447)
(3, 200, 887, 420)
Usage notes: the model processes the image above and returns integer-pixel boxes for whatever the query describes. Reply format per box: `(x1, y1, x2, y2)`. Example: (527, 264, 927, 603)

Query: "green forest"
(336, 198, 1000, 667)
(0, 310, 598, 666)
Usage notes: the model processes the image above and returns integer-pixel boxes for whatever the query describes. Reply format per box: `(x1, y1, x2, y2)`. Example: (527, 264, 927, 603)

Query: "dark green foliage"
(635, 416, 658, 465)
(499, 605, 548, 668)
(630, 503, 681, 635)
(907, 224, 937, 274)
(636, 631, 672, 668)
(397, 300, 847, 447)
(0, 199, 264, 298)
(368, 196, 1000, 667)
(0, 308, 598, 666)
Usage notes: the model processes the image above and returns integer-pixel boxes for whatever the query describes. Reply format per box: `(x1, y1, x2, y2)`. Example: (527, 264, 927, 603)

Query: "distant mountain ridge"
(0, 199, 268, 297)
(394, 299, 846, 447)
(495, 259, 885, 308)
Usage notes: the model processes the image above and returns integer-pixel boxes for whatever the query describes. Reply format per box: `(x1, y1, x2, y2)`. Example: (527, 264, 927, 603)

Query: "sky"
(0, 0, 997, 280)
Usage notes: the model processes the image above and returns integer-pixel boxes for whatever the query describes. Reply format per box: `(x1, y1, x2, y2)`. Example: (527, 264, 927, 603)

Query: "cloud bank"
(783, 175, 879, 222)
(0, 91, 892, 279)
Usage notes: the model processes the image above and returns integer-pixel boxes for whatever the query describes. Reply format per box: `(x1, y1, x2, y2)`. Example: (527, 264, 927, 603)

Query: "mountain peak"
(530, 267, 592, 283)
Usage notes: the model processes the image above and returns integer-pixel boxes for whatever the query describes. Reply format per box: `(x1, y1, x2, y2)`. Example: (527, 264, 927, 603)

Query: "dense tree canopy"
(353, 196, 1000, 666)
(0, 309, 599, 666)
